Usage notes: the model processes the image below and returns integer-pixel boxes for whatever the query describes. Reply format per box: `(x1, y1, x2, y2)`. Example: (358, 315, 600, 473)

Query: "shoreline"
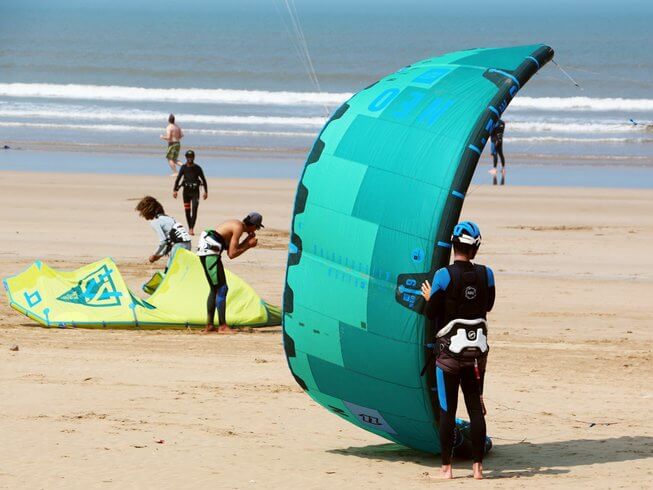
(3, 151, 653, 188)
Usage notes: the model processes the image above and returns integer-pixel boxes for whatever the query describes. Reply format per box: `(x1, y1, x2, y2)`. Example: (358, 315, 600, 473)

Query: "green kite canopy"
(4, 248, 280, 328)
(283, 45, 553, 454)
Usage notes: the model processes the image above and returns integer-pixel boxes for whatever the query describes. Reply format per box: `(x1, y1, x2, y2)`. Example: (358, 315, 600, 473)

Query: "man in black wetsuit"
(490, 118, 506, 175)
(420, 221, 495, 480)
(173, 149, 208, 235)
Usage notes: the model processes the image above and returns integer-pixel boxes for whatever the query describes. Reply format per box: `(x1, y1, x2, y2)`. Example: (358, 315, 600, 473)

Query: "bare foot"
(440, 464, 453, 479)
(170, 173, 178, 177)
(501, 168, 506, 175)
(489, 168, 497, 175)
(204, 325, 217, 333)
(472, 462, 483, 480)
(218, 324, 237, 334)
(189, 228, 195, 236)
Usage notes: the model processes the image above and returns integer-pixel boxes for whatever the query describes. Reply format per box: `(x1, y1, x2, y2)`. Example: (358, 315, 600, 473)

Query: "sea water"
(1, 0, 652, 185)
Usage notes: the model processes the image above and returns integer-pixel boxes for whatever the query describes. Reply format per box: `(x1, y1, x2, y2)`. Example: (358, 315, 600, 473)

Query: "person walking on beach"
(161, 114, 184, 175)
(420, 221, 495, 480)
(197, 212, 263, 334)
(173, 149, 208, 236)
(489, 118, 506, 175)
(135, 196, 192, 271)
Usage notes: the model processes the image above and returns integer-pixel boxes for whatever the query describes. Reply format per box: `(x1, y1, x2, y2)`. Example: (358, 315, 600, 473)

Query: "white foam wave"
(0, 121, 313, 137)
(508, 121, 644, 134)
(2, 84, 653, 115)
(0, 103, 326, 127)
(505, 136, 653, 144)
(511, 97, 653, 112)
(0, 83, 350, 107)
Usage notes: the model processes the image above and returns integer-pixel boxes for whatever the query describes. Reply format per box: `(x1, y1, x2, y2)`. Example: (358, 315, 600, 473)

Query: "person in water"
(489, 118, 506, 175)
(135, 196, 192, 271)
(173, 149, 208, 236)
(420, 221, 495, 480)
(161, 114, 184, 175)
(197, 212, 263, 333)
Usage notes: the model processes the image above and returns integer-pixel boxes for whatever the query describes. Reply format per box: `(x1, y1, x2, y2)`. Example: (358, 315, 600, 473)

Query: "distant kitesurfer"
(160, 114, 184, 175)
(489, 118, 506, 175)
(135, 196, 192, 271)
(173, 149, 208, 236)
(420, 221, 495, 480)
(197, 212, 263, 333)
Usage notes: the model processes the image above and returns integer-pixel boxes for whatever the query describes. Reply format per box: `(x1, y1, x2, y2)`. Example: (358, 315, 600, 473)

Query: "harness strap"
(436, 318, 487, 338)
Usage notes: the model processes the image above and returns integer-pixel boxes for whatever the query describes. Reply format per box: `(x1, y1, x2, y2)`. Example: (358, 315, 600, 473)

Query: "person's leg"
(497, 141, 505, 170)
(215, 258, 233, 332)
(489, 141, 498, 175)
(200, 255, 218, 331)
(189, 190, 200, 233)
(182, 188, 193, 230)
(437, 366, 460, 478)
(166, 143, 180, 174)
(460, 366, 486, 479)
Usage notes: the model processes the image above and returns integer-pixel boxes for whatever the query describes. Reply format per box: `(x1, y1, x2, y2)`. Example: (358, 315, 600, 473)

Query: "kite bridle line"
(272, 0, 331, 117)
(551, 59, 583, 90)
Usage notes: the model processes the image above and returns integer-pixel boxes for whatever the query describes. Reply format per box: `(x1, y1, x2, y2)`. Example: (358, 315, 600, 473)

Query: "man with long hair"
(135, 196, 191, 271)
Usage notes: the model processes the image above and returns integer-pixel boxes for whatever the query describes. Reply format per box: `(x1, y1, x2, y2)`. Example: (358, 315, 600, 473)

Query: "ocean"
(1, 0, 653, 184)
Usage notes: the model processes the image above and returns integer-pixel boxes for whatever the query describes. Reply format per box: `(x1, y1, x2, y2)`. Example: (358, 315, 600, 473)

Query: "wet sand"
(1, 170, 652, 488)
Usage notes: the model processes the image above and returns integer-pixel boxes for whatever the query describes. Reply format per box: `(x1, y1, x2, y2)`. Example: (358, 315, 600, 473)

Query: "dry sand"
(1, 170, 652, 489)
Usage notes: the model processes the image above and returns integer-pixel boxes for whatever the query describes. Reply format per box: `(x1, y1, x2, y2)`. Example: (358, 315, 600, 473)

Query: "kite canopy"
(4, 248, 280, 328)
(283, 45, 553, 454)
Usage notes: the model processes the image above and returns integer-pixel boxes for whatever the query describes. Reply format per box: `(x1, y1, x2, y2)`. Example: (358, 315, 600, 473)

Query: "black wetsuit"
(490, 119, 505, 169)
(424, 260, 495, 465)
(173, 163, 208, 230)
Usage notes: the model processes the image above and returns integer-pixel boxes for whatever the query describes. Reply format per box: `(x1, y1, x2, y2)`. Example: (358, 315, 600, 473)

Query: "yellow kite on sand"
(3, 248, 280, 329)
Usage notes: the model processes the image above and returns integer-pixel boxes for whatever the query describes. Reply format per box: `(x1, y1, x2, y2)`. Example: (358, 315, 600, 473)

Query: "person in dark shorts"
(173, 149, 208, 236)
(490, 118, 506, 175)
(197, 212, 263, 333)
(420, 221, 495, 480)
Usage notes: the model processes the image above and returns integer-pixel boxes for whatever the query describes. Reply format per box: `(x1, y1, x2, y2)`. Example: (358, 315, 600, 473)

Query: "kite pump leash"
(551, 59, 583, 90)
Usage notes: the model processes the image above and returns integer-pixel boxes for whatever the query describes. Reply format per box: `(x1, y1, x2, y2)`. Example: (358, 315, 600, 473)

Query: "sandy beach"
(1, 170, 652, 489)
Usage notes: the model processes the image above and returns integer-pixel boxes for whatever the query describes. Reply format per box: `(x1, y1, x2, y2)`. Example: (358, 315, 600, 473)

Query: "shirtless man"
(160, 114, 184, 175)
(197, 212, 264, 333)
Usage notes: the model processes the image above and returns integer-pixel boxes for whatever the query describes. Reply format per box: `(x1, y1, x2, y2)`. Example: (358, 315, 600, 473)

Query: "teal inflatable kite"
(283, 45, 553, 455)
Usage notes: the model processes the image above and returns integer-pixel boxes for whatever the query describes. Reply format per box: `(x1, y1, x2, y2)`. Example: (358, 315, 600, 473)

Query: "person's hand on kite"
(421, 280, 432, 301)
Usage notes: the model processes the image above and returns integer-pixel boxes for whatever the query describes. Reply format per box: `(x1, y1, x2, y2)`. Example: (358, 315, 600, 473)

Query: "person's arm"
(422, 268, 451, 320)
(173, 166, 184, 194)
(199, 167, 208, 198)
(160, 126, 171, 142)
(150, 219, 168, 260)
(486, 266, 496, 312)
(227, 228, 257, 259)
